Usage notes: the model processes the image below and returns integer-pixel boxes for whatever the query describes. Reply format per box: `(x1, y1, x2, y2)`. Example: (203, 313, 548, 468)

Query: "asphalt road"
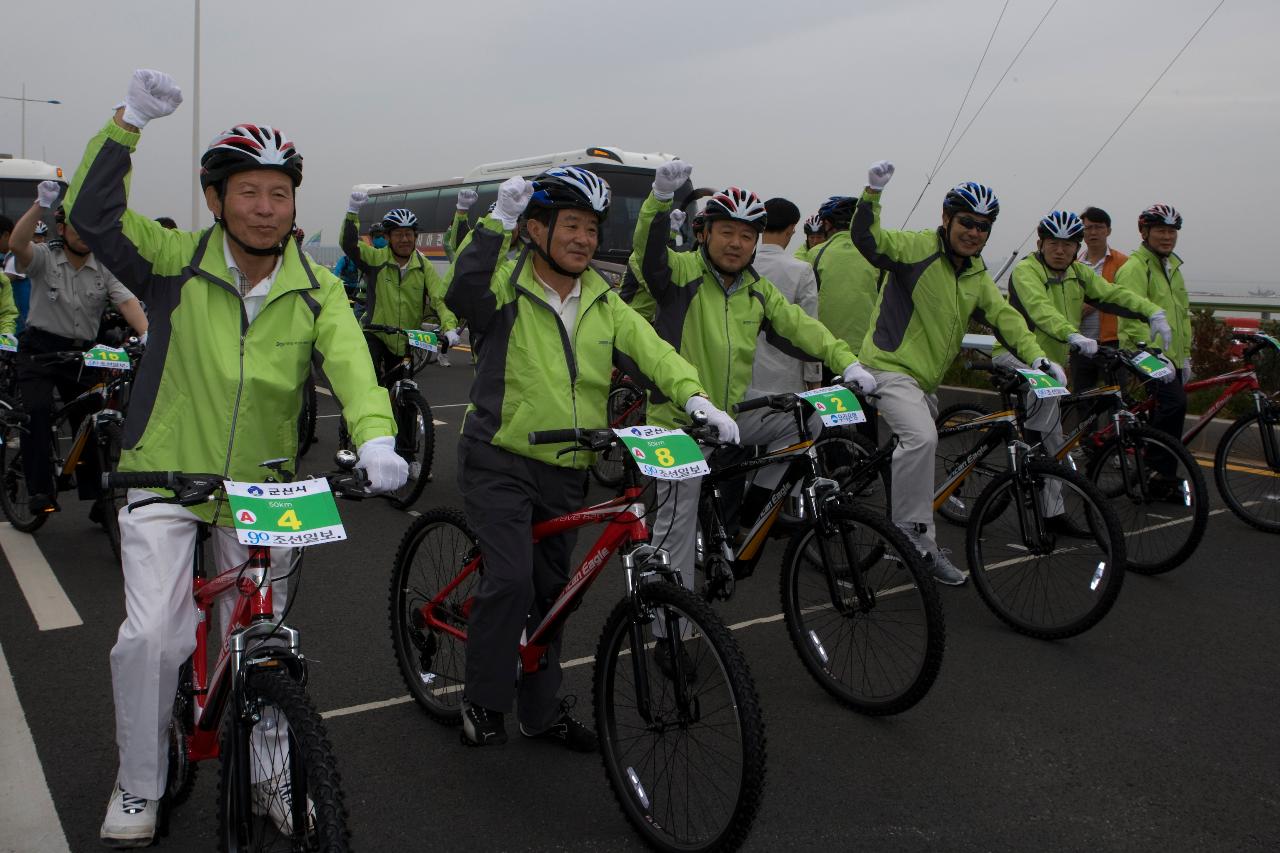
(1, 354, 1277, 852)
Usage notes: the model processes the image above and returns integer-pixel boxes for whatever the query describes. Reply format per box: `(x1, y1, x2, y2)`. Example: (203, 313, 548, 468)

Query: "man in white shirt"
(748, 198, 822, 396)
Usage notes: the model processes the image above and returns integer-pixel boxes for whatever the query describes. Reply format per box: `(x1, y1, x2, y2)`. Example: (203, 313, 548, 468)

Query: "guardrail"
(1189, 298, 1279, 320)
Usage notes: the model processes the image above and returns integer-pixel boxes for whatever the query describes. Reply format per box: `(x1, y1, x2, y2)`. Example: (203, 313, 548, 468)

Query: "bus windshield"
(358, 164, 672, 270)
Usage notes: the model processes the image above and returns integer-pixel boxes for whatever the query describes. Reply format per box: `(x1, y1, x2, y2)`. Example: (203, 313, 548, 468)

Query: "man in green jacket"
(851, 161, 1061, 584)
(340, 199, 461, 371)
(1115, 204, 1193, 477)
(67, 69, 405, 847)
(809, 195, 883, 362)
(0, 270, 18, 334)
(994, 210, 1172, 513)
(634, 161, 871, 612)
(445, 167, 726, 750)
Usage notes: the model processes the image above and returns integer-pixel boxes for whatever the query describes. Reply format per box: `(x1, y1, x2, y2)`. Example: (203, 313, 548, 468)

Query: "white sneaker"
(437, 354, 451, 367)
(252, 775, 314, 835)
(99, 783, 157, 847)
(895, 522, 967, 586)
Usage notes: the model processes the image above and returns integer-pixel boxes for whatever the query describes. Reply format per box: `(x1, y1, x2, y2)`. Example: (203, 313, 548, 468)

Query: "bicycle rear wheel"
(590, 383, 645, 489)
(217, 669, 350, 852)
(813, 426, 890, 515)
(780, 502, 944, 714)
(967, 458, 1126, 639)
(296, 373, 318, 459)
(595, 581, 765, 853)
(1086, 424, 1208, 574)
(935, 402, 1003, 526)
(389, 390, 434, 509)
(389, 509, 479, 724)
(1214, 406, 1280, 533)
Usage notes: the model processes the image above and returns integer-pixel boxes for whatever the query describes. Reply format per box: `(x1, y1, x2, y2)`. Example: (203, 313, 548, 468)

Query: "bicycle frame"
(419, 483, 657, 679)
(1132, 367, 1265, 444)
(185, 544, 299, 762)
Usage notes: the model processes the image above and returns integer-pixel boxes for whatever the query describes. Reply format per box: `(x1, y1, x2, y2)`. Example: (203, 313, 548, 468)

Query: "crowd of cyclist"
(0, 66, 1221, 847)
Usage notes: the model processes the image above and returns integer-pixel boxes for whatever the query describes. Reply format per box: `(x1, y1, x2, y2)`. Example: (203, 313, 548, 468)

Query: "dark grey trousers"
(458, 436, 589, 730)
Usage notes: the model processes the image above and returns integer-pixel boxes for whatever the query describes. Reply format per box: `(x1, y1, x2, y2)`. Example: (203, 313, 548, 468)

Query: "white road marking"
(0, 524, 82, 631)
(0, 641, 71, 852)
(321, 501, 1249, 720)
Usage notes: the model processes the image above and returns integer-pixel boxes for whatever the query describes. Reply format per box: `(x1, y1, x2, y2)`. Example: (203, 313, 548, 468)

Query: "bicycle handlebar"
(362, 323, 450, 354)
(733, 382, 871, 415)
(104, 468, 373, 511)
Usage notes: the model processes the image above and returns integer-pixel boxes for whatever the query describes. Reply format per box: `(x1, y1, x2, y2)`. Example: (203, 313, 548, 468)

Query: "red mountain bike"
(1128, 332, 1280, 532)
(389, 427, 766, 853)
(106, 456, 368, 851)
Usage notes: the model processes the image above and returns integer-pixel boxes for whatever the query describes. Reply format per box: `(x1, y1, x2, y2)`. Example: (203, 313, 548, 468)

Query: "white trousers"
(111, 491, 299, 800)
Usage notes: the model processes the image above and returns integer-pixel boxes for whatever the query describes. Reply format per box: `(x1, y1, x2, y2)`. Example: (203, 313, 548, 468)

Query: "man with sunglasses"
(850, 161, 1062, 585)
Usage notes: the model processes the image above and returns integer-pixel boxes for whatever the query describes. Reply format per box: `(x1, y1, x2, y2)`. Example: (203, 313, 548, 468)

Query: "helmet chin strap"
(219, 216, 286, 257)
(528, 211, 579, 279)
(700, 243, 754, 282)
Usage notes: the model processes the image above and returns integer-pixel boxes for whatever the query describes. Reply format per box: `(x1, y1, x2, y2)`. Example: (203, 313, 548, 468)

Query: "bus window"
(435, 186, 460, 231)
(472, 182, 502, 220)
(404, 188, 440, 232)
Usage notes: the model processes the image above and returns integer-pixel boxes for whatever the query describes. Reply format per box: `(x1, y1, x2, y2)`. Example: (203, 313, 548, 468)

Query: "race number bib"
(226, 479, 347, 547)
(83, 345, 131, 370)
(405, 329, 439, 352)
(1129, 351, 1174, 380)
(797, 386, 867, 426)
(613, 426, 709, 481)
(0, 334, 16, 353)
(1016, 369, 1068, 398)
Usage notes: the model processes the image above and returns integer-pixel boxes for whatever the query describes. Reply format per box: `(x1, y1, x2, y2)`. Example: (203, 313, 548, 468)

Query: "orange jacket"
(1081, 247, 1128, 342)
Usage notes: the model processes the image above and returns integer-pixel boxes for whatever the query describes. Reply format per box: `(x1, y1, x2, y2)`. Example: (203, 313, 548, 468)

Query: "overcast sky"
(3, 0, 1274, 293)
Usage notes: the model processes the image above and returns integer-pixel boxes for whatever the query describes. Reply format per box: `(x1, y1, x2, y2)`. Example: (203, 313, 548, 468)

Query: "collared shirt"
(748, 242, 823, 393)
(224, 241, 282, 325)
(534, 270, 582, 341)
(20, 242, 135, 342)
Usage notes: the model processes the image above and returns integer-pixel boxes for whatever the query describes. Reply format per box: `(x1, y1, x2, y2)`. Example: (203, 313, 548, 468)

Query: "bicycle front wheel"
(217, 669, 350, 852)
(813, 426, 890, 515)
(0, 425, 46, 532)
(1087, 424, 1209, 574)
(389, 390, 434, 509)
(388, 509, 478, 724)
(1214, 406, 1280, 533)
(967, 458, 1126, 639)
(595, 581, 765, 853)
(780, 502, 944, 714)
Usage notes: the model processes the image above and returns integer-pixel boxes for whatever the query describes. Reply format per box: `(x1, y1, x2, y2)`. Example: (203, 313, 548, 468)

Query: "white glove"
(1148, 310, 1173, 350)
(867, 160, 895, 192)
(444, 329, 461, 348)
(841, 362, 877, 394)
(348, 190, 368, 214)
(1033, 357, 1068, 386)
(669, 209, 687, 232)
(138, 330, 149, 347)
(36, 180, 60, 209)
(653, 160, 693, 201)
(456, 188, 478, 212)
(1067, 333, 1098, 357)
(493, 176, 533, 229)
(684, 396, 740, 445)
(356, 436, 409, 494)
(118, 69, 183, 129)
(1181, 358, 1192, 385)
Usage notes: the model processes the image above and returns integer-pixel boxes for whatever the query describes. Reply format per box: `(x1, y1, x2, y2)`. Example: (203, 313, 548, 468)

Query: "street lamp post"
(0, 83, 62, 158)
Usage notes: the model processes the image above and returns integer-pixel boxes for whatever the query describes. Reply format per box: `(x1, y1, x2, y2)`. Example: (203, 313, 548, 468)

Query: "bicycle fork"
(1005, 440, 1059, 554)
(621, 547, 698, 726)
(807, 478, 876, 616)
(1255, 393, 1280, 470)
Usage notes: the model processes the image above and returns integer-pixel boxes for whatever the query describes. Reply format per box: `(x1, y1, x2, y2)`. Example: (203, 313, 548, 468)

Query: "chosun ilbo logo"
(248, 486, 264, 496)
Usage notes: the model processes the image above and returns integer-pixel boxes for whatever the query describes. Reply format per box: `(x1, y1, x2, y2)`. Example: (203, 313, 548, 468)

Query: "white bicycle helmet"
(200, 124, 302, 190)
(382, 208, 419, 230)
(943, 181, 1000, 219)
(1038, 210, 1084, 241)
(1138, 203, 1182, 230)
(703, 187, 767, 232)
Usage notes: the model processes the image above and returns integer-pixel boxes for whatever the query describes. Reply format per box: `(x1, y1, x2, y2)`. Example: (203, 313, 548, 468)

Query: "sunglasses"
(955, 215, 992, 233)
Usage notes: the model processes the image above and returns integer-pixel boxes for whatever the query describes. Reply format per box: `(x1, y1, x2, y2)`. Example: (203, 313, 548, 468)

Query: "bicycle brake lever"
(124, 495, 168, 513)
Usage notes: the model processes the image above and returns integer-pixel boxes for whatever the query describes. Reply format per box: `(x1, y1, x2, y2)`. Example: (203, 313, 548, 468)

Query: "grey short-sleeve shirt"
(21, 243, 136, 341)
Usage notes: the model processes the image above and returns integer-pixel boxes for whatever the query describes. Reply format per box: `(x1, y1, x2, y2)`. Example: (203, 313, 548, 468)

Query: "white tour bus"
(0, 155, 66, 223)
(358, 147, 693, 281)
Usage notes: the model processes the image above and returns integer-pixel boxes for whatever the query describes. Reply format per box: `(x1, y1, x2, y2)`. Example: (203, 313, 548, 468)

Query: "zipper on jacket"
(722, 287, 733, 411)
(222, 330, 247, 478)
